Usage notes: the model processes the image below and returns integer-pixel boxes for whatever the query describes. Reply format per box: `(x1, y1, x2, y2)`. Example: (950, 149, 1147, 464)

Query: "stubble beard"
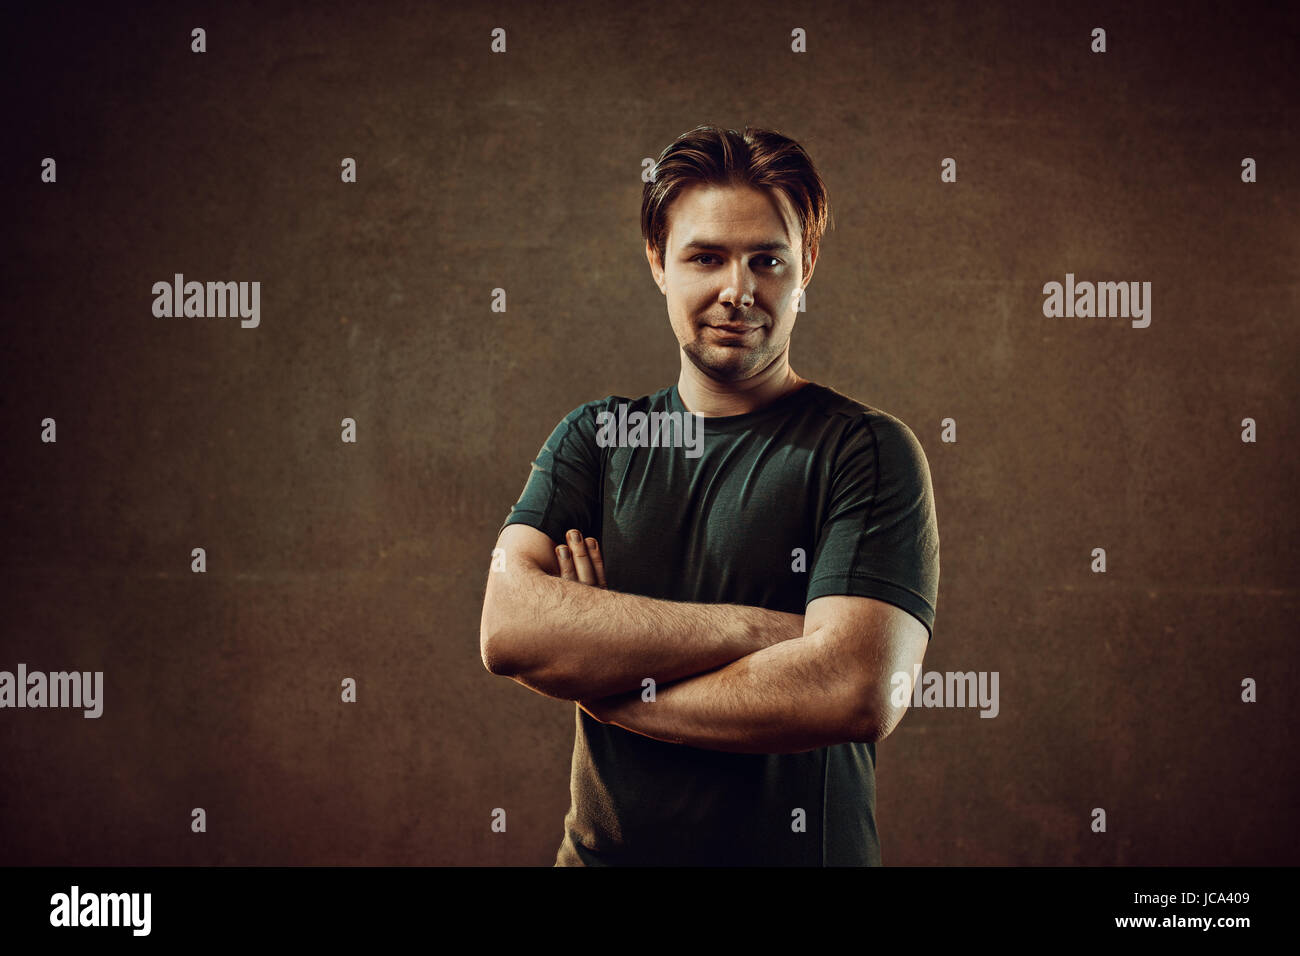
(682, 328, 786, 383)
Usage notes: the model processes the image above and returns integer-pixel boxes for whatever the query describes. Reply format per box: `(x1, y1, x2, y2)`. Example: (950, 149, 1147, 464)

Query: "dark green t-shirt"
(498, 381, 940, 866)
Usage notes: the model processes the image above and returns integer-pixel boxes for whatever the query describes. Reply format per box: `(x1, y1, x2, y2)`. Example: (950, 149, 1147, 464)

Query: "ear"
(645, 240, 666, 295)
(801, 241, 819, 289)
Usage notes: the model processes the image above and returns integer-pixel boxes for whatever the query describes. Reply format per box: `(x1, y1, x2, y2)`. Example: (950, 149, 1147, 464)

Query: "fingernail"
(557, 546, 569, 558)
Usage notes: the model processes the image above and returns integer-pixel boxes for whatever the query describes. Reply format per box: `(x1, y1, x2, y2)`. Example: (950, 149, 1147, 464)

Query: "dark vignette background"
(1, 0, 1296, 866)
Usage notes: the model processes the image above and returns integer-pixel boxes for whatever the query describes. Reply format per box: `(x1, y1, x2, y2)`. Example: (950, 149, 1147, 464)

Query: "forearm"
(580, 629, 869, 754)
(484, 567, 804, 700)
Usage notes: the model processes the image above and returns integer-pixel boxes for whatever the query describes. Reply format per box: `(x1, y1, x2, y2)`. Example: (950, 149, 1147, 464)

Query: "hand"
(555, 528, 607, 589)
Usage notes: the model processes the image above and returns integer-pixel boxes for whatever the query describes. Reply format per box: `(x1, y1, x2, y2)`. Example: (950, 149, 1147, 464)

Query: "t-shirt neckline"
(668, 380, 818, 427)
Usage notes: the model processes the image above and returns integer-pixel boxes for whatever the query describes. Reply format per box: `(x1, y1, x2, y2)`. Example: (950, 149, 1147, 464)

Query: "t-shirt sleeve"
(805, 414, 940, 640)
(497, 400, 605, 546)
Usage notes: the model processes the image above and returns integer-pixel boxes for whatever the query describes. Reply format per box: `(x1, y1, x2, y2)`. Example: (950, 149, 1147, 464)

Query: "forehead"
(663, 183, 800, 251)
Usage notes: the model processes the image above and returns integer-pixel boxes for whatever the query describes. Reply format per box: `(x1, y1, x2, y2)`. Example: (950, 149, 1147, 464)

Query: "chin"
(695, 352, 761, 379)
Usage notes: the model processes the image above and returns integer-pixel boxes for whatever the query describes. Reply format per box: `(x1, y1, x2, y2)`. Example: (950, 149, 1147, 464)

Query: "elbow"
(480, 591, 581, 697)
(479, 599, 521, 676)
(480, 571, 543, 678)
(480, 581, 538, 677)
(846, 694, 900, 745)
(860, 717, 888, 745)
(480, 633, 505, 676)
(480, 619, 521, 677)
(848, 710, 883, 744)
(485, 632, 586, 701)
(851, 704, 906, 744)
(841, 667, 914, 743)
(480, 619, 571, 694)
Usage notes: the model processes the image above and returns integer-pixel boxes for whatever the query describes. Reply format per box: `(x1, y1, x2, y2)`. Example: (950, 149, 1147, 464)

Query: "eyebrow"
(680, 239, 793, 254)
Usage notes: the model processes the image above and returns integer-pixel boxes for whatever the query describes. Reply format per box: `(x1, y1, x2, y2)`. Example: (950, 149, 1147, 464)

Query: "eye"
(690, 254, 782, 268)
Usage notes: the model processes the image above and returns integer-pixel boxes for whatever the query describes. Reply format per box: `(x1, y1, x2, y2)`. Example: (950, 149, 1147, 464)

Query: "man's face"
(647, 182, 815, 384)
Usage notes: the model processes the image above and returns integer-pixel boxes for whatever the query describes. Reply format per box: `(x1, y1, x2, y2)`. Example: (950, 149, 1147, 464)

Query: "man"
(480, 125, 939, 866)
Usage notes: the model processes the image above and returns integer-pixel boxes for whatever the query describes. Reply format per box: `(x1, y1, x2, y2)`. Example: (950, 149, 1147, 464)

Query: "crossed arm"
(479, 524, 929, 754)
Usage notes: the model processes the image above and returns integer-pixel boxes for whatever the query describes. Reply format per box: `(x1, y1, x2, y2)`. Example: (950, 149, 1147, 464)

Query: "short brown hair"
(641, 125, 832, 274)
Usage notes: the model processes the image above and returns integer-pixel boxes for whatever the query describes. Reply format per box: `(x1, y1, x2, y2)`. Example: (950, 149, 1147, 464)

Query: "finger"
(585, 537, 607, 589)
(566, 529, 599, 587)
(556, 543, 577, 581)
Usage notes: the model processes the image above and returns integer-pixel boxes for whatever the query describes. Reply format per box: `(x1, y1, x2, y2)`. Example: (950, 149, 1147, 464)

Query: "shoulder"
(797, 383, 934, 487)
(571, 385, 672, 417)
(549, 386, 673, 436)
(802, 383, 927, 450)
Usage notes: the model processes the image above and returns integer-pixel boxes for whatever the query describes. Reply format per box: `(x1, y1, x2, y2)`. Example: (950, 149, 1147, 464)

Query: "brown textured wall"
(2, 0, 1296, 866)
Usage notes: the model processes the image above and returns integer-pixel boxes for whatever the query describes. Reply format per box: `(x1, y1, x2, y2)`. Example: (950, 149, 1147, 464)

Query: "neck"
(677, 353, 809, 418)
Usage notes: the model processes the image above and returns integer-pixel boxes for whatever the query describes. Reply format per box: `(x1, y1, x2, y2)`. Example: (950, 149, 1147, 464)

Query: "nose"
(720, 261, 756, 309)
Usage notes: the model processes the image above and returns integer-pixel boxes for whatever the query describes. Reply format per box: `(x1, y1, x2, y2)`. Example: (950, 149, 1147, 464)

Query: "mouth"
(706, 324, 762, 334)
